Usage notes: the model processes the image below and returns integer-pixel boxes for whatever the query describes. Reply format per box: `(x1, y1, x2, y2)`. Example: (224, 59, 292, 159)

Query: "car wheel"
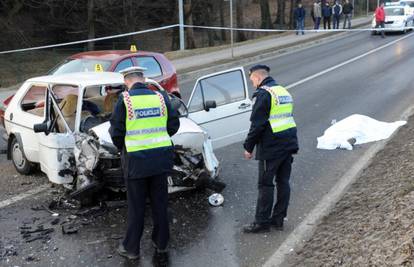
(11, 136, 34, 175)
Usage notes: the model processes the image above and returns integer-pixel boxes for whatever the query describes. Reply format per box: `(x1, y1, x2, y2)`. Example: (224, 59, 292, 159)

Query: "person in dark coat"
(322, 1, 332, 29)
(342, 0, 353, 29)
(294, 2, 306, 35)
(110, 66, 180, 265)
(243, 65, 299, 233)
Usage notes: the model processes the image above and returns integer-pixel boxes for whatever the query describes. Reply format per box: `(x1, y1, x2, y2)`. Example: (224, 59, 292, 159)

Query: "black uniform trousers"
(123, 173, 169, 254)
(255, 154, 293, 225)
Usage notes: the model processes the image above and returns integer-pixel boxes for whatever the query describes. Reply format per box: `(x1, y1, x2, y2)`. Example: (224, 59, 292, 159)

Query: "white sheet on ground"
(317, 114, 406, 150)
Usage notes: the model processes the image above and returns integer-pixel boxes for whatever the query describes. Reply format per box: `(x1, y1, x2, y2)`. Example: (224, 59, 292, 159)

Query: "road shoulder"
(284, 113, 414, 266)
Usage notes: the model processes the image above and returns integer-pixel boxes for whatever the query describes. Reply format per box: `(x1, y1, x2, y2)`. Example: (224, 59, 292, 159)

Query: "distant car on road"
(399, 0, 414, 15)
(371, 4, 414, 34)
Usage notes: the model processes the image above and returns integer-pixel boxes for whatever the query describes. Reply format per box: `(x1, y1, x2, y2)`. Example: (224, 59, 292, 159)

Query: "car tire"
(10, 136, 35, 175)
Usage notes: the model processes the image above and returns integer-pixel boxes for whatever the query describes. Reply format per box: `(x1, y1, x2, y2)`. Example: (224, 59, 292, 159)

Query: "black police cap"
(249, 64, 270, 75)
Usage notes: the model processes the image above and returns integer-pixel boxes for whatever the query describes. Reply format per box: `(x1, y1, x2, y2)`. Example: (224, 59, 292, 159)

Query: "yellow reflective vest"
(262, 85, 297, 133)
(122, 91, 172, 152)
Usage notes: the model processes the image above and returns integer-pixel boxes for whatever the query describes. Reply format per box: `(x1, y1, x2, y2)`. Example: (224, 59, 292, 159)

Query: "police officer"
(243, 65, 298, 233)
(109, 66, 180, 264)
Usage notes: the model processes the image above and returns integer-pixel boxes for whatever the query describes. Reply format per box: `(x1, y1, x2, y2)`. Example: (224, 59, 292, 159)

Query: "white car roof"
(26, 72, 124, 87)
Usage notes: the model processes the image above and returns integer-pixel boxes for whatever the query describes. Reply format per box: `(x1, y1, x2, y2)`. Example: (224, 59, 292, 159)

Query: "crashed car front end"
(68, 117, 222, 199)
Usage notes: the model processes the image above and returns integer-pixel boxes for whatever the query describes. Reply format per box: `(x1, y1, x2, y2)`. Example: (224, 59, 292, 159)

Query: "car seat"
(103, 93, 119, 113)
(56, 94, 78, 132)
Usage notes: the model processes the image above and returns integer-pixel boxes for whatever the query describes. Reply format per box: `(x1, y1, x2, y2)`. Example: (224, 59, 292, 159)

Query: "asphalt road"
(1, 31, 414, 267)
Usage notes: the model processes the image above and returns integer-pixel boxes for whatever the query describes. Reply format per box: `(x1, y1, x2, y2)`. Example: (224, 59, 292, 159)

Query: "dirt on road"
(287, 115, 414, 266)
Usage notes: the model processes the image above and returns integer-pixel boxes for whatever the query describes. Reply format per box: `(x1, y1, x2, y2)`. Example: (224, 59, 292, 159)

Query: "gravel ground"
(287, 115, 414, 266)
(0, 154, 48, 202)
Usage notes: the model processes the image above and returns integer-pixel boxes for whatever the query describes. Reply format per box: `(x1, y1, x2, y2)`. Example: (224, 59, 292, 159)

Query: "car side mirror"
(34, 122, 50, 135)
(204, 100, 217, 112)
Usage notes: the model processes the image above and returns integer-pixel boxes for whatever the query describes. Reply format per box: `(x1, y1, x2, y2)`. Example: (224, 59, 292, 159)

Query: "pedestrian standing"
(332, 0, 342, 29)
(322, 1, 332, 29)
(243, 65, 299, 234)
(313, 0, 322, 29)
(110, 66, 180, 266)
(294, 2, 306, 35)
(375, 2, 386, 38)
(342, 0, 353, 29)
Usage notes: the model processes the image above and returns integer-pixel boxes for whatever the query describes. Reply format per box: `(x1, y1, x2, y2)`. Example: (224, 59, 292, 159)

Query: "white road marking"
(0, 184, 49, 209)
(286, 32, 414, 89)
(264, 34, 414, 267)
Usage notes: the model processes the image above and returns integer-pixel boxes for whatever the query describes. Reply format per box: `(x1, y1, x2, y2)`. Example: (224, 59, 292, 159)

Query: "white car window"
(188, 84, 204, 113)
(202, 70, 246, 106)
(385, 7, 405, 16)
(50, 85, 79, 132)
(20, 85, 47, 116)
(188, 70, 246, 113)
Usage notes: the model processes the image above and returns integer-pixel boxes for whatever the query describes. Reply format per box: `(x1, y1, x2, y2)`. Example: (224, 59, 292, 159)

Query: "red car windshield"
(50, 59, 112, 75)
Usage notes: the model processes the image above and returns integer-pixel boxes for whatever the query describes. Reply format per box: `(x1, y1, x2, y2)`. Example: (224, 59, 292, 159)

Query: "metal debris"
(0, 244, 18, 259)
(104, 200, 127, 209)
(31, 205, 59, 217)
(49, 198, 81, 211)
(62, 224, 79, 234)
(50, 218, 60, 225)
(26, 254, 38, 262)
(21, 225, 54, 243)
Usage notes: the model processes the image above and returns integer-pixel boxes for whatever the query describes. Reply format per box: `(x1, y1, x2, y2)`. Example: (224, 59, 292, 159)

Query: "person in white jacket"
(313, 0, 322, 29)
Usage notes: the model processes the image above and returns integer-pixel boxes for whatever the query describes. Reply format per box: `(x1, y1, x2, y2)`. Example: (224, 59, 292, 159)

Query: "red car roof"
(69, 50, 163, 61)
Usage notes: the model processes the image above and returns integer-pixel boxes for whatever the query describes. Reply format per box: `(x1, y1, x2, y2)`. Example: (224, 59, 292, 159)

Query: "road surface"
(1, 31, 414, 267)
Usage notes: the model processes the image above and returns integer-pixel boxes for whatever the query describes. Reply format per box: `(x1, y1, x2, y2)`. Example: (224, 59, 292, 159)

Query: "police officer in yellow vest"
(109, 66, 179, 264)
(243, 65, 299, 233)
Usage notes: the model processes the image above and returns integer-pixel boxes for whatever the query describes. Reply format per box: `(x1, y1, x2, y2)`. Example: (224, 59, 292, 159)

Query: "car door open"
(187, 67, 252, 149)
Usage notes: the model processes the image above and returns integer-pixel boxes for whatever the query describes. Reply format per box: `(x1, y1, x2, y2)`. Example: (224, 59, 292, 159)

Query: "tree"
(87, 0, 95, 51)
(275, 0, 286, 27)
(289, 0, 295, 29)
(236, 0, 247, 41)
(218, 0, 227, 41)
(259, 0, 272, 29)
(184, 0, 196, 49)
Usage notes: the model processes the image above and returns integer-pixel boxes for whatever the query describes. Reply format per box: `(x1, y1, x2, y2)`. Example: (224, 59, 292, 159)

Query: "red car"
(0, 49, 179, 128)
(50, 50, 179, 96)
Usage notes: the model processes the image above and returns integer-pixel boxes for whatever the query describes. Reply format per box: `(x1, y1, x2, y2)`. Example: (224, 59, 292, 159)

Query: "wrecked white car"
(4, 68, 252, 198)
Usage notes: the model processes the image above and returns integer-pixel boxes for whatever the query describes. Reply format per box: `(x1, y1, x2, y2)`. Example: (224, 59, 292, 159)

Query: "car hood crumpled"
(88, 117, 219, 178)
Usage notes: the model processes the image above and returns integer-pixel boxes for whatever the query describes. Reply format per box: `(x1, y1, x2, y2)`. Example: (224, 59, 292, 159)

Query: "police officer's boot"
(243, 222, 270, 233)
(270, 217, 284, 231)
(153, 250, 169, 267)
